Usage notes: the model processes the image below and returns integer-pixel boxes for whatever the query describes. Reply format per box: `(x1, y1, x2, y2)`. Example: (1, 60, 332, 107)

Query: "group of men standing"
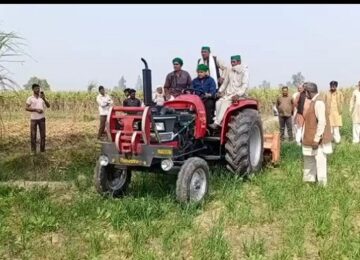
(275, 80, 360, 187)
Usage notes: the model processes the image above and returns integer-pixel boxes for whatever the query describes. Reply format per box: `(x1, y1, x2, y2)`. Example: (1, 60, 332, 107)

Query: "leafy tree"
(23, 76, 51, 91)
(291, 72, 305, 87)
(259, 80, 271, 89)
(87, 80, 98, 93)
(135, 75, 143, 91)
(113, 76, 127, 91)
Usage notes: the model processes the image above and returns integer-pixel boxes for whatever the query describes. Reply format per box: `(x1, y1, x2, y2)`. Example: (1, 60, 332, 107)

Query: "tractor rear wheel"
(94, 160, 131, 197)
(225, 108, 264, 177)
(176, 157, 209, 204)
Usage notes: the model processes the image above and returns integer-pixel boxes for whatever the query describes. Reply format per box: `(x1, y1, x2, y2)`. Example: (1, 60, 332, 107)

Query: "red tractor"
(94, 59, 279, 203)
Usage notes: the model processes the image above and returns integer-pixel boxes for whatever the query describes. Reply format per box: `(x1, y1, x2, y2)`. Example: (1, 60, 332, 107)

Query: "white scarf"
(199, 54, 218, 89)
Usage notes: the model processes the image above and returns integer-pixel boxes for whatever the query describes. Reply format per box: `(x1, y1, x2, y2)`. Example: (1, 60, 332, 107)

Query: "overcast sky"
(1, 4, 360, 91)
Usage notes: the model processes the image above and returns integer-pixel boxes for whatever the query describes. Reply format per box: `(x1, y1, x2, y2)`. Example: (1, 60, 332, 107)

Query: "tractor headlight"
(155, 122, 165, 131)
(161, 159, 174, 171)
(99, 155, 109, 166)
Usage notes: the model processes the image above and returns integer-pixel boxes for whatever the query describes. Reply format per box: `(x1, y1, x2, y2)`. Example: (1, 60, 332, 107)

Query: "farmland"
(1, 87, 360, 259)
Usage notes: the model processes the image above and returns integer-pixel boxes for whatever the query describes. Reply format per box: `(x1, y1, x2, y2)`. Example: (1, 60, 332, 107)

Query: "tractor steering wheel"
(183, 87, 204, 96)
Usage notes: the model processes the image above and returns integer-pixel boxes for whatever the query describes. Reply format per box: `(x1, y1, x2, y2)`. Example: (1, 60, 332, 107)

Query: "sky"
(1, 4, 360, 91)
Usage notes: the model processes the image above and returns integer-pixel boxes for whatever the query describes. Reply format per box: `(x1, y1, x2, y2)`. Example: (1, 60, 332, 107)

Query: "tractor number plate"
(156, 149, 173, 156)
(119, 158, 147, 166)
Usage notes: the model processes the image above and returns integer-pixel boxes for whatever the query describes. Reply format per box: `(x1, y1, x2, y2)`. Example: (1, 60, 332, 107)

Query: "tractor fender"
(220, 99, 259, 145)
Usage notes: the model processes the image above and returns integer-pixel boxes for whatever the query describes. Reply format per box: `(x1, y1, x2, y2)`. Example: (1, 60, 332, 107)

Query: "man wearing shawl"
(197, 46, 228, 89)
(209, 55, 249, 129)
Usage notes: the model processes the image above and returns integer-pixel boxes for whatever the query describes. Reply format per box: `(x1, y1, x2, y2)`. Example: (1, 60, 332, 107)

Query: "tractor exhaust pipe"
(141, 58, 153, 106)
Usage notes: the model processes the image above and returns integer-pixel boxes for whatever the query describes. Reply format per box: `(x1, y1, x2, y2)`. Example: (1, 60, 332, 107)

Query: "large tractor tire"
(176, 157, 209, 204)
(94, 160, 131, 198)
(225, 108, 264, 177)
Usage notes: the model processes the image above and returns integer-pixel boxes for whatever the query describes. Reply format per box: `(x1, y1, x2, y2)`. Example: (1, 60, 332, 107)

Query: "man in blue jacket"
(191, 64, 217, 124)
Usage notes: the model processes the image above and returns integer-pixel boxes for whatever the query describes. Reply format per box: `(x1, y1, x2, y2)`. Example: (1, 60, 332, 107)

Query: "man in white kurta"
(209, 55, 249, 129)
(302, 82, 333, 187)
(349, 81, 360, 143)
(96, 86, 113, 140)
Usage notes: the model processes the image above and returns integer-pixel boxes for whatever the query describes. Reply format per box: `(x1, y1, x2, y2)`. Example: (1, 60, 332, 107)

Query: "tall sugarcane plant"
(0, 30, 27, 137)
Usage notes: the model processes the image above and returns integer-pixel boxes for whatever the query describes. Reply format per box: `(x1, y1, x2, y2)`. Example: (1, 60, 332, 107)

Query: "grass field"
(1, 89, 360, 259)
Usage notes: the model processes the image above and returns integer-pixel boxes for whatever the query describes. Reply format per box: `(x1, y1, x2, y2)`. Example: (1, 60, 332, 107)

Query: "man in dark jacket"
(191, 64, 217, 124)
(276, 86, 294, 141)
(123, 89, 141, 107)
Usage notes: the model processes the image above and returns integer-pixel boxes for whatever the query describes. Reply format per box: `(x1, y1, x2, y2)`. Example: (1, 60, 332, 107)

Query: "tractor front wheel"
(176, 157, 209, 204)
(225, 108, 264, 177)
(94, 160, 131, 197)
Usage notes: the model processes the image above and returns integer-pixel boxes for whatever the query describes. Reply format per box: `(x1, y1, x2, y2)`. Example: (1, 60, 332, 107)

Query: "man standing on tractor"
(25, 83, 50, 153)
(302, 82, 332, 187)
(324, 81, 344, 144)
(123, 89, 141, 107)
(349, 81, 360, 143)
(191, 64, 217, 124)
(96, 85, 113, 140)
(197, 46, 227, 89)
(276, 86, 294, 142)
(163, 57, 192, 98)
(209, 55, 249, 130)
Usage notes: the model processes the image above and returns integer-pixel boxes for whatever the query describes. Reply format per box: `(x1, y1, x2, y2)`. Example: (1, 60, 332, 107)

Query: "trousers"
(30, 118, 46, 153)
(331, 126, 341, 143)
(353, 123, 360, 143)
(303, 146, 327, 186)
(202, 98, 215, 124)
(279, 116, 293, 141)
(214, 98, 232, 125)
(98, 115, 107, 139)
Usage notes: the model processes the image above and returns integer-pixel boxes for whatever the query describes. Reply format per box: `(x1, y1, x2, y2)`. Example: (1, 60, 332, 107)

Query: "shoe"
(209, 123, 220, 130)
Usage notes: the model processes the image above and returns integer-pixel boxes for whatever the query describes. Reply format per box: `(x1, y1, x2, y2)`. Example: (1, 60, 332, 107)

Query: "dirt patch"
(224, 221, 283, 259)
(302, 224, 321, 259)
(194, 201, 225, 232)
(0, 181, 74, 190)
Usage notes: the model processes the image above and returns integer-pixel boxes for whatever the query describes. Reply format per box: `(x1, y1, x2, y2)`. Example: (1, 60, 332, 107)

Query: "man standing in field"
(293, 83, 309, 145)
(96, 86, 113, 140)
(25, 83, 50, 153)
(302, 82, 332, 186)
(163, 57, 192, 98)
(209, 55, 249, 130)
(349, 81, 360, 143)
(276, 86, 294, 141)
(324, 81, 344, 144)
(197, 46, 228, 89)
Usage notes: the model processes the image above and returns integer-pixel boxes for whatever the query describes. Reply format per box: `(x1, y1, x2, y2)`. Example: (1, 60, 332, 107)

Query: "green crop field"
(1, 88, 360, 259)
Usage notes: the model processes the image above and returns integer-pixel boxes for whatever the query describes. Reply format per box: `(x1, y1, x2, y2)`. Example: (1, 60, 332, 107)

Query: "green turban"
(201, 46, 210, 52)
(231, 55, 241, 62)
(197, 64, 209, 72)
(172, 57, 183, 66)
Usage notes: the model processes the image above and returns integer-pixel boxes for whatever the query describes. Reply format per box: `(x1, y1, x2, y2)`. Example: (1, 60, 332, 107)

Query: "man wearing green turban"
(164, 57, 192, 98)
(190, 64, 217, 124)
(198, 46, 228, 89)
(209, 54, 250, 130)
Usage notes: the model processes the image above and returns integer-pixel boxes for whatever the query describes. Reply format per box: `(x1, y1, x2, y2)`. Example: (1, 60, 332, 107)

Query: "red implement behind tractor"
(94, 59, 280, 203)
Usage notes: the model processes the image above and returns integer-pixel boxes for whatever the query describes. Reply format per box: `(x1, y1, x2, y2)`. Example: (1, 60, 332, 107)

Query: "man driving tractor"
(209, 54, 249, 130)
(191, 64, 217, 124)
